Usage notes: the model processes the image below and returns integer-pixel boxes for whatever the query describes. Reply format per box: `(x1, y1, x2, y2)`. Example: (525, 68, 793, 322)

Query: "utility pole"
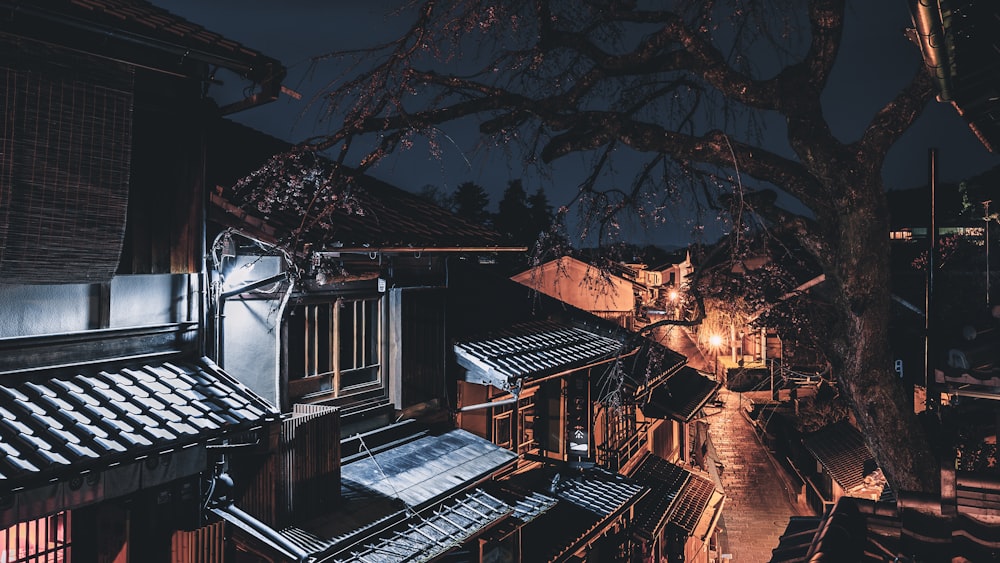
(985, 199, 992, 307)
(924, 148, 938, 412)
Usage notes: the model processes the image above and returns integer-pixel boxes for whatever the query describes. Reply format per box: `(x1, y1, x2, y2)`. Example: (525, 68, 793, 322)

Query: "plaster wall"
(110, 274, 197, 328)
(0, 274, 196, 338)
(222, 298, 281, 408)
(512, 256, 634, 313)
(0, 283, 92, 337)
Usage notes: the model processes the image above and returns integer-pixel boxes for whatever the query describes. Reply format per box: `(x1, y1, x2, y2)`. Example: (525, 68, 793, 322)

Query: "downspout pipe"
(212, 504, 311, 563)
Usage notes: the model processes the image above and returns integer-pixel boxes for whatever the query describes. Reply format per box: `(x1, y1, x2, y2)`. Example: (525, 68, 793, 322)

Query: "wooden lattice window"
(1, 511, 71, 563)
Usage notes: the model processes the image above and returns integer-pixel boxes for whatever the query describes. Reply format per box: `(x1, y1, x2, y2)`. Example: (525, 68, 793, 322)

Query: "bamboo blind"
(0, 38, 133, 284)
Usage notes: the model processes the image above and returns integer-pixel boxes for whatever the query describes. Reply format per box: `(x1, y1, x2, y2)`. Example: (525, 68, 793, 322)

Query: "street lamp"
(708, 333, 723, 378)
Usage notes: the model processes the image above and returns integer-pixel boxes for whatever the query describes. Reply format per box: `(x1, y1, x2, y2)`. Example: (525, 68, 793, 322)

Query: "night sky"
(154, 1, 999, 247)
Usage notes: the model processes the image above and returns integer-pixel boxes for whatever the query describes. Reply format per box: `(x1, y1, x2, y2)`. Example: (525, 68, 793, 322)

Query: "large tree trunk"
(822, 172, 939, 494)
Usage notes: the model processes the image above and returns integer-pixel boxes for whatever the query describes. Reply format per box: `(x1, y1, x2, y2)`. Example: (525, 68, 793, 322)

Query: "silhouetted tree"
(416, 183, 452, 209)
(301, 1, 942, 493)
(452, 181, 491, 225)
(495, 179, 533, 246)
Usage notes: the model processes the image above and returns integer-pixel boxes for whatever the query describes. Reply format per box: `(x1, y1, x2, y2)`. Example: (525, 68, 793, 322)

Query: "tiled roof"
(210, 149, 505, 251)
(627, 452, 723, 540)
(514, 467, 647, 563)
(802, 420, 880, 493)
(0, 357, 278, 490)
(627, 453, 688, 540)
(641, 366, 720, 423)
(624, 340, 688, 391)
(454, 320, 624, 391)
(769, 496, 1000, 563)
(6, 0, 283, 85)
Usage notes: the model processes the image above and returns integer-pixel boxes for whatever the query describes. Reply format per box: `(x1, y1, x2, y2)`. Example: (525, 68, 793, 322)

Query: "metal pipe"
(213, 504, 310, 562)
(220, 272, 288, 300)
(925, 148, 937, 410)
(909, 0, 952, 100)
(458, 396, 519, 412)
(314, 246, 528, 255)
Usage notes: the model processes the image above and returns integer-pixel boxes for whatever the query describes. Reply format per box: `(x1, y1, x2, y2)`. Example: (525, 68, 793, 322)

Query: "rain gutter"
(314, 246, 528, 256)
(909, 0, 954, 100)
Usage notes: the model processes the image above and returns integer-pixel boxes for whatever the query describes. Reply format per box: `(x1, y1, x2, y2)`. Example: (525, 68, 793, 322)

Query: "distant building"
(512, 256, 638, 329)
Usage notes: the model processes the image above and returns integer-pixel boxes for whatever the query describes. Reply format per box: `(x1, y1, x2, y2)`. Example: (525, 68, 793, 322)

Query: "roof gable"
(511, 256, 636, 313)
(210, 148, 505, 252)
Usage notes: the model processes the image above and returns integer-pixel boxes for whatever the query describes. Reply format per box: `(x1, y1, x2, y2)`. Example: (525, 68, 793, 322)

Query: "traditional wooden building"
(450, 281, 725, 562)
(0, 0, 285, 560)
(795, 421, 893, 515)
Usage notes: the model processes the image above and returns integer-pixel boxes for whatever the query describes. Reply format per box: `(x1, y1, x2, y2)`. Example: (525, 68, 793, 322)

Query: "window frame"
(287, 295, 384, 399)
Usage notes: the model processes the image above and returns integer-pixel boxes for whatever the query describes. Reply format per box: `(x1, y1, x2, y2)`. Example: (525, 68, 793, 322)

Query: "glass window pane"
(339, 301, 355, 371)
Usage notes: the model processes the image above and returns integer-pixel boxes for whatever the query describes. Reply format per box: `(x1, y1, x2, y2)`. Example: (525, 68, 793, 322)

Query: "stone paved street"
(704, 387, 809, 562)
(654, 325, 811, 562)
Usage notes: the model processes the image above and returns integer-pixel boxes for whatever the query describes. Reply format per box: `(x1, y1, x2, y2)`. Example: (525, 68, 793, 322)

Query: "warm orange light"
(668, 290, 679, 301)
(708, 334, 723, 348)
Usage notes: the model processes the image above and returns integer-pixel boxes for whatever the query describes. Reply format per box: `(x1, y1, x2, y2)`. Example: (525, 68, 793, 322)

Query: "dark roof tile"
(455, 320, 624, 390)
(641, 367, 721, 423)
(0, 357, 277, 490)
(627, 452, 723, 539)
(209, 144, 504, 251)
(803, 421, 880, 492)
(513, 467, 647, 563)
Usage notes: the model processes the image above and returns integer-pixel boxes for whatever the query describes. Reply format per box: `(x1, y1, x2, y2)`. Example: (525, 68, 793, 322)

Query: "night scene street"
(1, 1, 999, 562)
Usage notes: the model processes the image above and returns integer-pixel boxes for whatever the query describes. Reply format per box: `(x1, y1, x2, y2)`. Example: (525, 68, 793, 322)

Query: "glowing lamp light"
(708, 334, 723, 348)
(223, 261, 255, 290)
(668, 289, 679, 301)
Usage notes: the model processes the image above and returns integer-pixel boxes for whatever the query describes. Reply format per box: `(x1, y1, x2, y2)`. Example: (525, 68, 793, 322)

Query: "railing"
(803, 475, 833, 516)
(596, 422, 647, 472)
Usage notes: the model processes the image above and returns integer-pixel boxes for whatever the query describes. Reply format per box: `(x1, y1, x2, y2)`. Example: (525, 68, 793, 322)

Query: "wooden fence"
(171, 520, 225, 563)
(240, 404, 340, 528)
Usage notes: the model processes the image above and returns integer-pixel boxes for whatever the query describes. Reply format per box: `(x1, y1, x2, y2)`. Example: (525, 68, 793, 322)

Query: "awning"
(625, 452, 725, 543)
(0, 356, 278, 525)
(227, 429, 519, 562)
(328, 488, 512, 563)
(641, 366, 720, 423)
(339, 428, 518, 509)
(454, 320, 624, 393)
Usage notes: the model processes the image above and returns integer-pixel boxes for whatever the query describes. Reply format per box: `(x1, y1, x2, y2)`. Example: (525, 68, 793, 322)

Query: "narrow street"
(654, 325, 810, 562)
